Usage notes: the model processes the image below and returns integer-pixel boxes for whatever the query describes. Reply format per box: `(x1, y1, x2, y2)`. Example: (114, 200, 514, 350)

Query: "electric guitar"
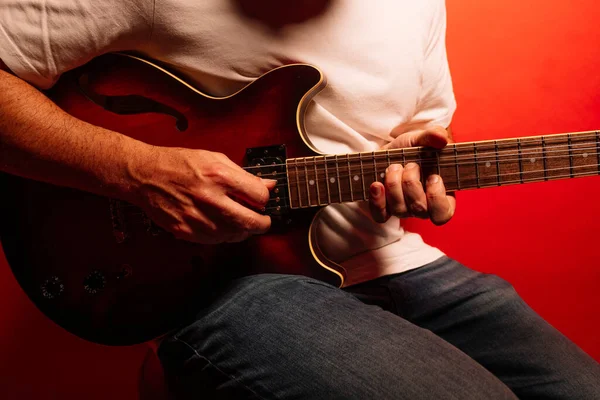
(1, 53, 598, 345)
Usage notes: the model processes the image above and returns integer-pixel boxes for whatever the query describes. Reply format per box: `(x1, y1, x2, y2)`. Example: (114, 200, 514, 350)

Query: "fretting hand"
(369, 126, 456, 225)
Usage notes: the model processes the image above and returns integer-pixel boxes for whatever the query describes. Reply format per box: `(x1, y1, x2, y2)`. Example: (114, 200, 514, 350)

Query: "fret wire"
(494, 140, 501, 186)
(323, 156, 332, 204)
(359, 153, 367, 200)
(454, 145, 461, 190)
(596, 131, 600, 175)
(313, 156, 322, 206)
(401, 148, 407, 167)
(287, 159, 600, 189)
(266, 144, 600, 182)
(386, 149, 391, 171)
(347, 154, 354, 201)
(417, 148, 425, 184)
(567, 133, 574, 178)
(517, 138, 524, 184)
(473, 143, 480, 188)
(294, 160, 302, 208)
(542, 136, 548, 181)
(248, 137, 600, 172)
(335, 155, 342, 203)
(436, 151, 441, 176)
(372, 151, 378, 183)
(304, 159, 311, 206)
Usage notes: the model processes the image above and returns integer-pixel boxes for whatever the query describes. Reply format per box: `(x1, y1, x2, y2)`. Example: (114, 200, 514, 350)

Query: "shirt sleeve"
(0, 0, 154, 89)
(412, 0, 457, 128)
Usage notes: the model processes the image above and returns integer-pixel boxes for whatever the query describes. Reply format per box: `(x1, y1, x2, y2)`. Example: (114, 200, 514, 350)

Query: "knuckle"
(410, 201, 427, 215)
(391, 203, 407, 216)
(171, 223, 192, 239)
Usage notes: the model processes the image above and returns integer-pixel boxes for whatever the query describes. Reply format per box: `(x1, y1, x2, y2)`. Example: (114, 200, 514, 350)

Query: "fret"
(288, 159, 305, 208)
(359, 153, 367, 200)
(436, 151, 441, 177)
(473, 143, 480, 188)
(520, 137, 546, 182)
(347, 154, 366, 201)
(375, 152, 388, 182)
(567, 134, 574, 178)
(334, 154, 350, 202)
(474, 142, 501, 187)
(312, 157, 322, 206)
(372, 151, 378, 183)
(454, 146, 461, 190)
(545, 135, 570, 180)
(517, 139, 524, 183)
(319, 156, 331, 205)
(346, 154, 354, 201)
(438, 147, 459, 190)
(324, 156, 341, 203)
(596, 131, 600, 175)
(496, 139, 521, 186)
(420, 150, 427, 184)
(541, 136, 548, 181)
(386, 149, 391, 170)
(494, 140, 501, 186)
(401, 148, 407, 167)
(571, 131, 600, 177)
(335, 155, 343, 202)
(455, 144, 478, 190)
(303, 159, 312, 206)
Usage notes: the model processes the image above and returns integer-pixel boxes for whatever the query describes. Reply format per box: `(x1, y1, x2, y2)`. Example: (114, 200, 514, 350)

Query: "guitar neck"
(286, 130, 600, 209)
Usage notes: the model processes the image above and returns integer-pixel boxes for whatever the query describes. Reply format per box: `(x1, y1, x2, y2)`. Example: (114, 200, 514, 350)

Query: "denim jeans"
(157, 256, 600, 399)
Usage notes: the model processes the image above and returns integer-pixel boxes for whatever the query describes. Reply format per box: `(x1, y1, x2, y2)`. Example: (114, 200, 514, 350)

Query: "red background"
(1, 1, 599, 398)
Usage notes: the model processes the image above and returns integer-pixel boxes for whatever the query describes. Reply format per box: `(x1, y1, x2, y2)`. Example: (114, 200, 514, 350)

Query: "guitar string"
(243, 146, 600, 177)
(125, 167, 590, 219)
(247, 151, 600, 181)
(242, 142, 600, 171)
(119, 164, 600, 215)
(120, 157, 600, 216)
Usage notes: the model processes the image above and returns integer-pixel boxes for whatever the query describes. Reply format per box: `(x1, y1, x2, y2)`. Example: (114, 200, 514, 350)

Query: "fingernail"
(428, 175, 440, 185)
(387, 164, 400, 173)
(370, 184, 380, 196)
(261, 178, 277, 184)
(405, 163, 417, 170)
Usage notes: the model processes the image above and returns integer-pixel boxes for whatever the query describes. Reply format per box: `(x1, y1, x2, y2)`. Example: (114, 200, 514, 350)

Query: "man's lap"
(157, 257, 600, 399)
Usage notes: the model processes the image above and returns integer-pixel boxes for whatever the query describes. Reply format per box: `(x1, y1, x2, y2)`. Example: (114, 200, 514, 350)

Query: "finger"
(369, 182, 389, 223)
(401, 163, 429, 219)
(384, 126, 449, 150)
(426, 175, 456, 226)
(225, 231, 251, 243)
(385, 164, 408, 218)
(222, 197, 272, 235)
(228, 170, 273, 208)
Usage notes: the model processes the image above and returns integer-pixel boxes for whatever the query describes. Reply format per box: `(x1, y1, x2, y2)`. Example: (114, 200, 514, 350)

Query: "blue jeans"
(157, 257, 600, 399)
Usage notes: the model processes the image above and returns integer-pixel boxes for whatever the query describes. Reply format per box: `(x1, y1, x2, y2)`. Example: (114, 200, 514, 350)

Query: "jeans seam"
(173, 336, 268, 400)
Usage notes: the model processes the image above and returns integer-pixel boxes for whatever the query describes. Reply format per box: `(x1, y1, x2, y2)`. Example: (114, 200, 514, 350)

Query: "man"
(0, 1, 598, 398)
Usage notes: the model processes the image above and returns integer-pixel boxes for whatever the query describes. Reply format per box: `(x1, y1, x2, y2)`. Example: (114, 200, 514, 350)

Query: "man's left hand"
(369, 126, 456, 226)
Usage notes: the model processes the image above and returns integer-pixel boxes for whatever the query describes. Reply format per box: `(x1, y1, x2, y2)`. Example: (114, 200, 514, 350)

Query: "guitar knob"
(41, 276, 64, 300)
(84, 270, 106, 295)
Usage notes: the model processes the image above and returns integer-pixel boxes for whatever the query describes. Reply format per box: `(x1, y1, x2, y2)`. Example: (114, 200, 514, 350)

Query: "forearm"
(0, 69, 153, 201)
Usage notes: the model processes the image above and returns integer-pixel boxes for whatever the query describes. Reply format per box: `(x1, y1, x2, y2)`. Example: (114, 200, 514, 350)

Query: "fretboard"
(286, 130, 600, 208)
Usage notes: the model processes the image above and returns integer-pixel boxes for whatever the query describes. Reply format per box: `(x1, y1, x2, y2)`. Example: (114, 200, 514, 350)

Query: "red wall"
(1, 1, 599, 398)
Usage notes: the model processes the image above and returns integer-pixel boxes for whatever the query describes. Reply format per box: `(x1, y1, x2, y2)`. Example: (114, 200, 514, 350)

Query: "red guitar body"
(0, 54, 346, 345)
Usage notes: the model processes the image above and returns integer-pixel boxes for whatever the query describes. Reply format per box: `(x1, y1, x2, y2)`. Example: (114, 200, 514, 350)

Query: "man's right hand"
(130, 147, 275, 244)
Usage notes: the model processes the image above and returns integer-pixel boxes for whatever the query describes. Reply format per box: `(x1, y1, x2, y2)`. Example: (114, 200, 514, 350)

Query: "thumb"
(384, 126, 449, 150)
(261, 178, 278, 190)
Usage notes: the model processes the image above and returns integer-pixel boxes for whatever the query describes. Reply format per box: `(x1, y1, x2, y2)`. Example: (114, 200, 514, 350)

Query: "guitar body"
(0, 54, 346, 345)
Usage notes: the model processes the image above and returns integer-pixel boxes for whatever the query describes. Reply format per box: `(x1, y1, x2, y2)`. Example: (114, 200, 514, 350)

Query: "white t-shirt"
(0, 0, 455, 286)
